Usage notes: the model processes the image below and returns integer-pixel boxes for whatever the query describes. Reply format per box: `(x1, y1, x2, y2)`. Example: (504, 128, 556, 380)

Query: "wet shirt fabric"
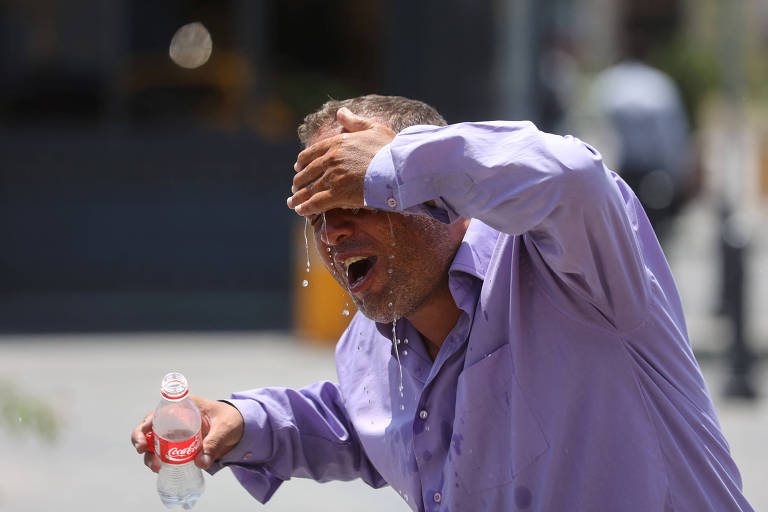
(210, 122, 753, 511)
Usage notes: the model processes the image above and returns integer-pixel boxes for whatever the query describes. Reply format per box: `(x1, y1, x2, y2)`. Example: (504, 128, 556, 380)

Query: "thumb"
(337, 107, 377, 132)
(194, 401, 244, 469)
(196, 430, 225, 469)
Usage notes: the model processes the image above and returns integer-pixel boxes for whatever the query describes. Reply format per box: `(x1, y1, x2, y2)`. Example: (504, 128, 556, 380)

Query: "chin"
(357, 298, 418, 325)
(354, 301, 397, 324)
(357, 307, 394, 324)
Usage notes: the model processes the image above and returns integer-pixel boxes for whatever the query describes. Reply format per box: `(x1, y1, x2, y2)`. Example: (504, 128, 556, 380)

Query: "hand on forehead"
(287, 108, 396, 216)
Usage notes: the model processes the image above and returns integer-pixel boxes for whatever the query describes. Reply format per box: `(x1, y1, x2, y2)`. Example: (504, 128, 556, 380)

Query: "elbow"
(556, 143, 616, 203)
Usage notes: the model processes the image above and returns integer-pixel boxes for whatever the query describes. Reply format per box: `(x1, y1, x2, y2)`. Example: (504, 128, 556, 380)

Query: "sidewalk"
(665, 197, 768, 359)
(0, 332, 765, 511)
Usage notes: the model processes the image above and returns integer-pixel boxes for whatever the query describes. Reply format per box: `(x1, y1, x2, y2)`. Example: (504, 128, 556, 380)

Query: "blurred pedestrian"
(588, 21, 695, 243)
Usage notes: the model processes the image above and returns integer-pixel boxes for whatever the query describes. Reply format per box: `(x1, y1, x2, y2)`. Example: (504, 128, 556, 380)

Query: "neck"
(405, 280, 462, 361)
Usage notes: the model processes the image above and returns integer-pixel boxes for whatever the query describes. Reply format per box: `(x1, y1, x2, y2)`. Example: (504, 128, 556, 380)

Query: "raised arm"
(366, 121, 651, 330)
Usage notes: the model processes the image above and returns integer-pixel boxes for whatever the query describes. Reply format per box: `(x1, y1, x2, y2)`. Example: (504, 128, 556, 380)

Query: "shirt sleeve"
(207, 380, 387, 503)
(365, 121, 650, 330)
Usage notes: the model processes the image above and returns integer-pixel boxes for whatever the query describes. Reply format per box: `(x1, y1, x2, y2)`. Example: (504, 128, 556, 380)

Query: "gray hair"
(297, 94, 446, 146)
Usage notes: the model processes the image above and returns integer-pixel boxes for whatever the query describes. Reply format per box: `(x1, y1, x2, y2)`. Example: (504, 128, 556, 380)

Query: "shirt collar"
(448, 218, 498, 281)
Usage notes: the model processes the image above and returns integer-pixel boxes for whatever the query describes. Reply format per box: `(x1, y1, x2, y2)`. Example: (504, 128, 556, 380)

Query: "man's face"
(309, 208, 463, 323)
(306, 124, 465, 323)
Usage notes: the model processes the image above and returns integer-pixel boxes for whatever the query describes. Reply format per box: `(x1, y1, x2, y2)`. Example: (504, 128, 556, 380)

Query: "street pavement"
(1, 197, 766, 512)
(0, 332, 764, 512)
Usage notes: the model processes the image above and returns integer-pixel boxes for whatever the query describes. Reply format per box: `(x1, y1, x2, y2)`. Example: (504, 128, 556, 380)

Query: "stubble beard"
(329, 216, 460, 325)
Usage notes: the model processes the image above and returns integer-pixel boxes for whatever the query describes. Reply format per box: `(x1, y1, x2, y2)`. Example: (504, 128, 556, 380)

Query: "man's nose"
(319, 211, 354, 246)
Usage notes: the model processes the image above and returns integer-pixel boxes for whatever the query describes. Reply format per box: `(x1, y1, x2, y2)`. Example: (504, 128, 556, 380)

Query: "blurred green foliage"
(649, 36, 720, 129)
(0, 381, 60, 443)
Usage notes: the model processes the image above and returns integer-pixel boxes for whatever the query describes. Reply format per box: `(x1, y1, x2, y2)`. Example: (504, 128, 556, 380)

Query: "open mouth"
(345, 255, 377, 289)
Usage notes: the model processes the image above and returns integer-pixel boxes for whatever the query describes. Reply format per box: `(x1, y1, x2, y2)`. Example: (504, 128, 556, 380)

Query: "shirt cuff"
(229, 465, 283, 504)
(364, 144, 402, 211)
(215, 398, 273, 466)
(204, 398, 285, 503)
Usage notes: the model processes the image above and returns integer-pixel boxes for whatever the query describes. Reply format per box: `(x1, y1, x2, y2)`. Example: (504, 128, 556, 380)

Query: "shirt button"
(419, 409, 429, 420)
(433, 492, 442, 503)
(386, 197, 398, 208)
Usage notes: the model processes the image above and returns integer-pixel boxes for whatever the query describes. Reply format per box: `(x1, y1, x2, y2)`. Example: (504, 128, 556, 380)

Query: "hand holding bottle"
(131, 373, 245, 509)
(132, 394, 245, 472)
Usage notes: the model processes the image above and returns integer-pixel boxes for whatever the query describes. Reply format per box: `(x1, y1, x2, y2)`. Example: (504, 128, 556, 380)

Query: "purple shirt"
(212, 122, 752, 511)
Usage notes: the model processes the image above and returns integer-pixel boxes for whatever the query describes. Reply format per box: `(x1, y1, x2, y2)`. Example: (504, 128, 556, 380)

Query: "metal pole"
(494, 0, 535, 121)
(718, 0, 756, 399)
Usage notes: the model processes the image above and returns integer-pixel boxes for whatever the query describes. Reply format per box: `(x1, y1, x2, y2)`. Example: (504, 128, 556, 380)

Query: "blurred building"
(0, 0, 543, 332)
(1, 0, 762, 334)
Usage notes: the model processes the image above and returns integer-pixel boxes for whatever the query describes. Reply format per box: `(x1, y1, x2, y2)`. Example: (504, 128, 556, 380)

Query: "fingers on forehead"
(298, 134, 340, 168)
(301, 190, 334, 216)
(290, 186, 313, 208)
(293, 164, 321, 189)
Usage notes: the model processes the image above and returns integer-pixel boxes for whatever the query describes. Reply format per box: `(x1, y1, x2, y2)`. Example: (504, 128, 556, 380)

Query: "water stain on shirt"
(514, 485, 532, 509)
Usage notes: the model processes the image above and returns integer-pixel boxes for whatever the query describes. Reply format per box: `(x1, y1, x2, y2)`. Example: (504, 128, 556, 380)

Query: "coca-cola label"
(154, 431, 202, 464)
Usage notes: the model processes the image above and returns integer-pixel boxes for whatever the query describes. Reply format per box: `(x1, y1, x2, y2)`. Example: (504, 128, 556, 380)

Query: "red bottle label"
(153, 431, 202, 464)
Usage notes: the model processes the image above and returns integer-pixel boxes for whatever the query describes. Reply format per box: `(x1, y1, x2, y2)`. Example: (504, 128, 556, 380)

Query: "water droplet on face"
(341, 309, 350, 316)
(400, 404, 405, 410)
(404, 338, 409, 344)
(389, 254, 395, 259)
(302, 280, 309, 287)
(327, 247, 331, 252)
(403, 350, 408, 356)
(305, 267, 310, 273)
(388, 302, 393, 308)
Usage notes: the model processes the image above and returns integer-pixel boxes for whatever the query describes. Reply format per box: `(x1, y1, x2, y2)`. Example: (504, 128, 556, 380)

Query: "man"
(133, 95, 753, 511)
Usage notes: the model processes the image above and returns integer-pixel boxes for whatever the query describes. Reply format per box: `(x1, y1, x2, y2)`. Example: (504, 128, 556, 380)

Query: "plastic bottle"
(146, 372, 205, 509)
